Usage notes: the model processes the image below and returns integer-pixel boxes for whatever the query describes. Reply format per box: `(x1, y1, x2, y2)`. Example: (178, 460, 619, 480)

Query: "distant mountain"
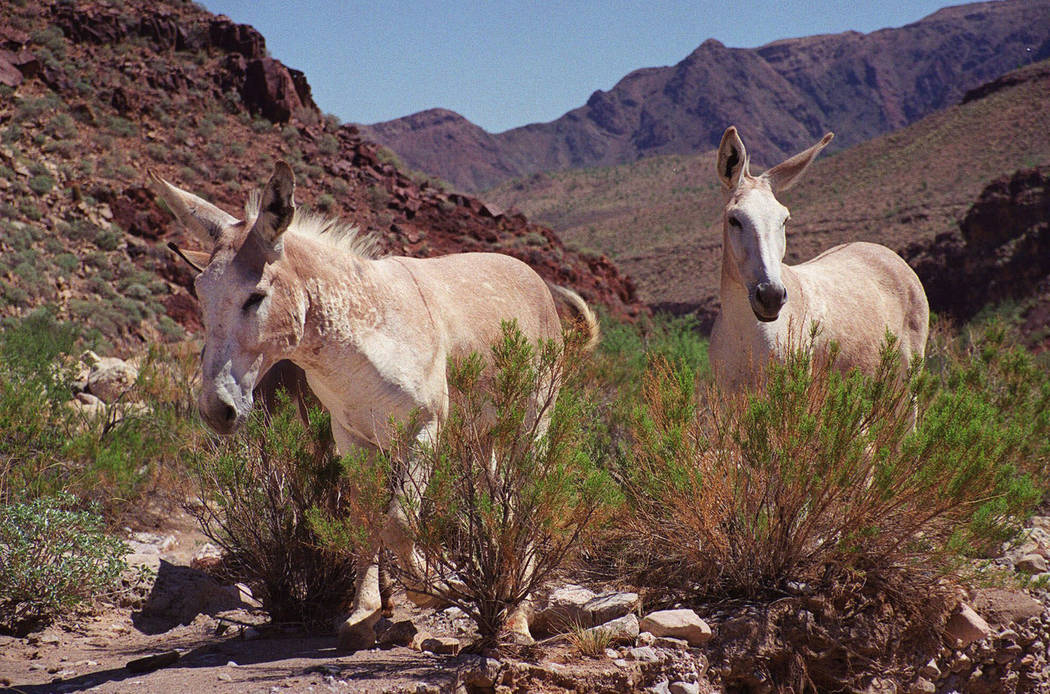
(357, 0, 1050, 192)
(486, 59, 1050, 329)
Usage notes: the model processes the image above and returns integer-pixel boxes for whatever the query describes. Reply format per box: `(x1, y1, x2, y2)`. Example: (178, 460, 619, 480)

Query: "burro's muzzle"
(197, 365, 253, 435)
(750, 280, 788, 322)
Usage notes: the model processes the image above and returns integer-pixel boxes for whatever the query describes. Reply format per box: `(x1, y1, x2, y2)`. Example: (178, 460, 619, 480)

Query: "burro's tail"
(546, 283, 600, 353)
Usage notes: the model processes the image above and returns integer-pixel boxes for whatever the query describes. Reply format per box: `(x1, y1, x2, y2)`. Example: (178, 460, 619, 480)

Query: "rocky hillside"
(358, 0, 1050, 192)
(0, 1, 642, 356)
(903, 166, 1050, 347)
(487, 58, 1050, 329)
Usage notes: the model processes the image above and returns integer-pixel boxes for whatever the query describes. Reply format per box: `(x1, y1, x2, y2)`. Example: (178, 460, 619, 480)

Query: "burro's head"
(151, 162, 306, 434)
(716, 127, 833, 322)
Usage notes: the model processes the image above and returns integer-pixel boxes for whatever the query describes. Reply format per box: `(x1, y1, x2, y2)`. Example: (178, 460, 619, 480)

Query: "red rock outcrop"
(902, 166, 1050, 326)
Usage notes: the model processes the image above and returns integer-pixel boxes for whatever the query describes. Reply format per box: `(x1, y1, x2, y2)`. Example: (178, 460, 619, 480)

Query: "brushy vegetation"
(315, 322, 618, 646)
(192, 392, 358, 632)
(0, 493, 127, 635)
(0, 309, 196, 511)
(619, 323, 1046, 597)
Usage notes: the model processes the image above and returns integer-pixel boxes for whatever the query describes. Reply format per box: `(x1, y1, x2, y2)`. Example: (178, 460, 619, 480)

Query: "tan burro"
(709, 126, 929, 390)
(151, 162, 598, 650)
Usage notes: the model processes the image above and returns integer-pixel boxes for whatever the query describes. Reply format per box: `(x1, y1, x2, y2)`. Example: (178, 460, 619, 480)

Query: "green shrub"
(106, 116, 137, 138)
(94, 225, 123, 251)
(315, 193, 335, 213)
(319, 322, 617, 646)
(192, 392, 357, 631)
(622, 329, 1045, 597)
(317, 134, 339, 155)
(54, 253, 80, 275)
(19, 201, 41, 221)
(28, 175, 54, 195)
(0, 312, 193, 511)
(0, 493, 126, 635)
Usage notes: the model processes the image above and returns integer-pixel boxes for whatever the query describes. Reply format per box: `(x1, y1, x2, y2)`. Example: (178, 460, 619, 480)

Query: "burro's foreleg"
(381, 420, 452, 607)
(335, 430, 384, 651)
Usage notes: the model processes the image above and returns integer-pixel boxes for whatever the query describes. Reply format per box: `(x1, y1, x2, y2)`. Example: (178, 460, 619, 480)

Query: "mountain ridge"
(357, 0, 1050, 192)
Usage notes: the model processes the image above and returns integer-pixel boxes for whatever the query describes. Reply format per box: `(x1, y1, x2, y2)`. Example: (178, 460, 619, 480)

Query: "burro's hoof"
(405, 587, 444, 609)
(501, 611, 535, 646)
(337, 609, 380, 651)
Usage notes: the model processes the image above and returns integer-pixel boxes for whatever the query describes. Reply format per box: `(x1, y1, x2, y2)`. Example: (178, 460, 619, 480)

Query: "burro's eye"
(728, 216, 742, 229)
(242, 292, 266, 312)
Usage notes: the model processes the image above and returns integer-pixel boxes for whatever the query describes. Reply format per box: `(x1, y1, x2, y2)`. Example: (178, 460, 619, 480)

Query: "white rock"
(639, 609, 712, 647)
(918, 658, 940, 680)
(191, 543, 224, 570)
(85, 356, 138, 403)
(1015, 553, 1048, 574)
(670, 683, 701, 694)
(654, 636, 691, 651)
(627, 645, 661, 662)
(583, 591, 640, 626)
(909, 677, 935, 694)
(944, 603, 991, 648)
(581, 613, 639, 646)
(531, 584, 597, 633)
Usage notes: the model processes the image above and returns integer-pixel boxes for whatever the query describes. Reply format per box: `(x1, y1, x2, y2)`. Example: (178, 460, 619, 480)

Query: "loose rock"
(639, 609, 712, 647)
(944, 603, 991, 648)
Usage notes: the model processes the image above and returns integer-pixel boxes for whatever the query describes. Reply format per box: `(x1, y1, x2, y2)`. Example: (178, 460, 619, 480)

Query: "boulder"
(670, 683, 701, 694)
(583, 591, 640, 627)
(639, 609, 712, 647)
(530, 584, 597, 634)
(532, 585, 639, 634)
(419, 636, 460, 656)
(1015, 553, 1049, 574)
(376, 619, 417, 649)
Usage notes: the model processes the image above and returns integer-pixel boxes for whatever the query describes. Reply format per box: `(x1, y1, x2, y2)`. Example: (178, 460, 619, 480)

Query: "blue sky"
(202, 1, 953, 134)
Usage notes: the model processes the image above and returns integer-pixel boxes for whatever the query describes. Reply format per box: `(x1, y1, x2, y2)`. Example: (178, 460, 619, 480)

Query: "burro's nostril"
(756, 282, 785, 307)
(221, 403, 236, 424)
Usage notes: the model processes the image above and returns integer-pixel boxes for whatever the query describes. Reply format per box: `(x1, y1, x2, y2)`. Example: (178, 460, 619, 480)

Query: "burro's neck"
(284, 237, 378, 371)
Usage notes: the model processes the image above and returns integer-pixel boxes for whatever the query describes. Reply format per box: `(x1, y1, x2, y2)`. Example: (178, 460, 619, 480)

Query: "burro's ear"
(148, 170, 239, 247)
(717, 126, 750, 189)
(249, 161, 296, 257)
(166, 241, 210, 274)
(764, 132, 834, 193)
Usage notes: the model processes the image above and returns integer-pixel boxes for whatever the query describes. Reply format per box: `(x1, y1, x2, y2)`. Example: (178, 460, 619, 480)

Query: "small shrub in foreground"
(192, 392, 357, 631)
(0, 493, 126, 635)
(317, 322, 618, 647)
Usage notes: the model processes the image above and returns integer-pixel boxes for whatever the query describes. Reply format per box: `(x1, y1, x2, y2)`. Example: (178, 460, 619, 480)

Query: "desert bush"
(621, 328, 1045, 598)
(0, 311, 194, 511)
(317, 322, 617, 646)
(19, 201, 41, 221)
(192, 392, 357, 631)
(28, 174, 55, 195)
(0, 493, 126, 635)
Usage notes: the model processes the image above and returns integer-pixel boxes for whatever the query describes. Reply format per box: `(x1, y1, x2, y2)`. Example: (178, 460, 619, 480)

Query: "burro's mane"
(244, 190, 383, 260)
